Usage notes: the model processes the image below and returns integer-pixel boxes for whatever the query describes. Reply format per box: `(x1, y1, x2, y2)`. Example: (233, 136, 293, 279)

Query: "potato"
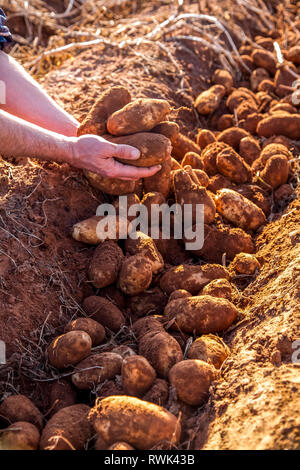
(217, 127, 250, 150)
(239, 136, 260, 165)
(171, 133, 201, 160)
(169, 289, 192, 301)
(154, 235, 191, 265)
(111, 345, 136, 359)
(260, 155, 290, 189)
(255, 37, 274, 51)
(88, 240, 124, 289)
(187, 335, 230, 369)
(89, 396, 181, 449)
(40, 404, 92, 450)
(201, 142, 231, 176)
(252, 49, 276, 74)
(132, 316, 164, 339)
(239, 55, 255, 74)
(270, 103, 297, 114)
(164, 295, 238, 334)
(181, 151, 204, 170)
(141, 191, 166, 224)
(252, 143, 291, 172)
(119, 255, 153, 296)
(127, 287, 167, 318)
(258, 79, 275, 93)
(226, 88, 257, 111)
(257, 114, 300, 140)
(215, 188, 266, 231)
(77, 86, 131, 137)
(125, 232, 164, 274)
(72, 215, 130, 245)
(237, 184, 271, 215)
(47, 331, 92, 369)
(107, 98, 170, 136)
(109, 442, 135, 450)
(250, 68, 270, 91)
(49, 381, 77, 416)
(239, 112, 263, 135)
(83, 296, 125, 332)
(122, 355, 156, 397)
(0, 395, 43, 430)
(216, 146, 251, 184)
(84, 170, 136, 196)
(138, 331, 183, 378)
(236, 100, 258, 120)
(286, 45, 300, 65)
(97, 285, 124, 310)
(196, 129, 216, 149)
(230, 252, 260, 275)
(160, 264, 229, 295)
(212, 69, 233, 94)
(171, 157, 182, 170)
(274, 66, 297, 97)
(64, 318, 105, 347)
(274, 184, 293, 204)
(207, 174, 234, 193)
(0, 422, 40, 450)
(190, 169, 209, 187)
(72, 352, 123, 390)
(151, 121, 180, 141)
(142, 379, 169, 406)
(185, 223, 254, 262)
(217, 114, 234, 131)
(113, 193, 141, 223)
(143, 157, 171, 198)
(201, 278, 232, 301)
(194, 85, 226, 115)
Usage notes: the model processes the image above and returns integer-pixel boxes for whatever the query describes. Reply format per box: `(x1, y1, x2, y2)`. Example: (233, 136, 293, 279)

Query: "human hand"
(70, 135, 161, 180)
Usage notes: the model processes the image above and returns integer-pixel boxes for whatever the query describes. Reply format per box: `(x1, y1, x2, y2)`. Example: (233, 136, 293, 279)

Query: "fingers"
(111, 160, 161, 180)
(113, 144, 140, 160)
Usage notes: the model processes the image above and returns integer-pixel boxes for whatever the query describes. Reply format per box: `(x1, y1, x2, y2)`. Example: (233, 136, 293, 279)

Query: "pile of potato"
(1, 36, 298, 451)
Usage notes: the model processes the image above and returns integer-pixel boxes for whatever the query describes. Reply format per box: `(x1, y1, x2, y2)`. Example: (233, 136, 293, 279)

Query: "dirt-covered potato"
(201, 278, 233, 301)
(72, 215, 130, 244)
(113, 193, 141, 222)
(181, 151, 204, 170)
(0, 395, 43, 430)
(270, 103, 297, 114)
(226, 87, 257, 111)
(187, 335, 230, 369)
(110, 345, 136, 359)
(274, 184, 293, 204)
(250, 68, 270, 91)
(201, 142, 231, 176)
(286, 45, 300, 65)
(252, 49, 276, 74)
(194, 85, 226, 115)
(0, 422, 40, 450)
(260, 155, 290, 189)
(164, 295, 238, 334)
(49, 381, 77, 416)
(122, 355, 156, 397)
(184, 223, 254, 262)
(64, 318, 105, 347)
(108, 442, 135, 450)
(169, 360, 216, 406)
(230, 252, 260, 275)
(171, 157, 182, 170)
(107, 98, 170, 135)
(88, 240, 124, 289)
(217, 114, 234, 131)
(236, 100, 258, 120)
(125, 231, 164, 274)
(212, 69, 233, 94)
(143, 157, 171, 198)
(258, 79, 275, 93)
(89, 396, 181, 449)
(72, 352, 123, 390)
(47, 331, 92, 369)
(127, 287, 167, 318)
(83, 295, 125, 332)
(217, 127, 250, 150)
(216, 146, 251, 184)
(84, 171, 136, 195)
(151, 121, 180, 141)
(118, 255, 153, 295)
(239, 136, 260, 165)
(253, 143, 292, 172)
(40, 404, 92, 450)
(207, 174, 235, 193)
(160, 264, 229, 295)
(169, 289, 192, 301)
(196, 129, 216, 149)
(142, 379, 169, 406)
(215, 188, 266, 231)
(171, 133, 201, 160)
(239, 112, 263, 135)
(132, 316, 164, 338)
(257, 114, 300, 140)
(138, 330, 183, 378)
(77, 86, 131, 136)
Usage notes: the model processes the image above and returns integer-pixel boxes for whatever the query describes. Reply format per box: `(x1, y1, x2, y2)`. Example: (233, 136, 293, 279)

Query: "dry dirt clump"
(0, 0, 300, 451)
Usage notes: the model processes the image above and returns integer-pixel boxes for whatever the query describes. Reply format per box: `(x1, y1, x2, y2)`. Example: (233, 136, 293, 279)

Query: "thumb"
(115, 144, 140, 160)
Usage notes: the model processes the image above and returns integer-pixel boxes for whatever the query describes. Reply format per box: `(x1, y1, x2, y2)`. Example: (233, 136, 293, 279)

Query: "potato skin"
(172, 133, 201, 160)
(72, 215, 130, 244)
(168, 360, 216, 406)
(127, 287, 167, 318)
(230, 252, 260, 275)
(143, 157, 171, 198)
(84, 171, 135, 196)
(252, 49, 276, 74)
(49, 381, 77, 416)
(109, 442, 135, 450)
(83, 296, 125, 332)
(164, 295, 238, 334)
(201, 142, 231, 176)
(107, 98, 170, 136)
(216, 147, 251, 184)
(47, 331, 92, 369)
(151, 121, 180, 141)
(181, 152, 204, 170)
(260, 155, 289, 189)
(122, 355, 156, 397)
(257, 114, 300, 140)
(201, 278, 232, 301)
(239, 136, 260, 165)
(119, 255, 153, 296)
(125, 231, 164, 274)
(72, 352, 123, 390)
(0, 395, 43, 430)
(132, 316, 164, 339)
(88, 240, 124, 289)
(77, 86, 131, 137)
(160, 264, 229, 295)
(142, 379, 169, 406)
(64, 318, 105, 347)
(217, 127, 250, 150)
(0, 422, 40, 450)
(89, 396, 181, 449)
(194, 85, 226, 115)
(216, 188, 266, 231)
(187, 335, 230, 369)
(40, 404, 92, 450)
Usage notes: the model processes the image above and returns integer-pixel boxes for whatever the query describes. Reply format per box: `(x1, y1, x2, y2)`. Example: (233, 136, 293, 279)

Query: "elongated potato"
(160, 264, 229, 295)
(239, 136, 260, 165)
(187, 335, 230, 368)
(122, 355, 156, 397)
(72, 215, 130, 245)
(119, 255, 153, 296)
(89, 396, 181, 449)
(107, 98, 170, 135)
(83, 296, 125, 332)
(88, 240, 124, 288)
(215, 188, 266, 231)
(217, 127, 250, 150)
(77, 86, 131, 137)
(84, 171, 135, 195)
(201, 278, 232, 301)
(252, 49, 276, 74)
(194, 85, 226, 115)
(169, 360, 216, 406)
(72, 352, 123, 390)
(252, 143, 292, 172)
(47, 331, 92, 369)
(0, 422, 40, 450)
(151, 121, 180, 141)
(257, 114, 300, 140)
(143, 157, 171, 198)
(125, 231, 164, 274)
(172, 133, 201, 160)
(226, 87, 257, 111)
(0, 395, 43, 430)
(213, 69, 233, 94)
(216, 147, 251, 184)
(64, 318, 105, 347)
(40, 404, 92, 450)
(164, 295, 238, 334)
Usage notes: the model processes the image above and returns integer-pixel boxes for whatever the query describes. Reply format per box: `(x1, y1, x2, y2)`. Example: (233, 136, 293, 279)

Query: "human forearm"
(0, 51, 79, 136)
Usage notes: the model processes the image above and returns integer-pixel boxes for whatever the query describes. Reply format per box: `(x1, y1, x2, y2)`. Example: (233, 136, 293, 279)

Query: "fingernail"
(157, 165, 162, 170)
(132, 149, 140, 159)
